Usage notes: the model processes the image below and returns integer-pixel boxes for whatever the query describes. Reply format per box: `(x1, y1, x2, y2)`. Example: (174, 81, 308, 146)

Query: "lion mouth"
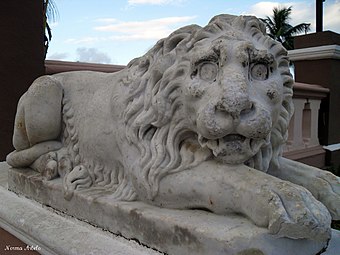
(198, 134, 262, 164)
(222, 134, 246, 143)
(198, 134, 247, 148)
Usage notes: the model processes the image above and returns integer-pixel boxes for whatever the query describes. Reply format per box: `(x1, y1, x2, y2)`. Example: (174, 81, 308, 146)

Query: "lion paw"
(277, 157, 340, 221)
(312, 172, 340, 220)
(31, 149, 73, 180)
(259, 181, 331, 241)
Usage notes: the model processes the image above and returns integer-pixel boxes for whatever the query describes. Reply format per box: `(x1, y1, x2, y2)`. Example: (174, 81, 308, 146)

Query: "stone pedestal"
(1, 163, 339, 255)
(290, 31, 340, 167)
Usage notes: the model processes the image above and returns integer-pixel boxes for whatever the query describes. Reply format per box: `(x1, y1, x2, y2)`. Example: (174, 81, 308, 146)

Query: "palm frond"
(43, 0, 58, 58)
(45, 0, 59, 23)
(285, 23, 311, 36)
(261, 5, 310, 50)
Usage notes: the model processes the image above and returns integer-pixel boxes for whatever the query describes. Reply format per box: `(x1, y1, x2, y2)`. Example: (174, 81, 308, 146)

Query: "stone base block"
(2, 163, 339, 255)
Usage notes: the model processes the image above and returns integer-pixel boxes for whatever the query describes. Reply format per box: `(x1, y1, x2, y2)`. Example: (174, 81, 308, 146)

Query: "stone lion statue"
(7, 14, 340, 242)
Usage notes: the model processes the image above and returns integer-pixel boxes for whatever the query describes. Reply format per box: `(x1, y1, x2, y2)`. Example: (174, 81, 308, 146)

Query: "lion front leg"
(268, 157, 340, 220)
(154, 162, 331, 241)
(6, 75, 63, 168)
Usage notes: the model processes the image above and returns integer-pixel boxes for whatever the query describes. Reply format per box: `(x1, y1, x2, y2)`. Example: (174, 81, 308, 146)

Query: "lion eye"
(250, 63, 268, 80)
(199, 62, 218, 82)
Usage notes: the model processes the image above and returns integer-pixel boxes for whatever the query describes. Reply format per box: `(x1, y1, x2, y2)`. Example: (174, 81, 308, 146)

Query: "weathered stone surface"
(5, 164, 337, 255)
(4, 13, 340, 253)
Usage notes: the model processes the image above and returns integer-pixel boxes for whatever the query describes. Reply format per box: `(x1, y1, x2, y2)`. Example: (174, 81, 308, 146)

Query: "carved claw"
(31, 152, 59, 180)
(42, 158, 58, 180)
(58, 156, 73, 178)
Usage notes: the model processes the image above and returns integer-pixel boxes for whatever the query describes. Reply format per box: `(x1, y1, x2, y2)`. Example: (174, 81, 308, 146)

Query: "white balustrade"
(285, 98, 322, 152)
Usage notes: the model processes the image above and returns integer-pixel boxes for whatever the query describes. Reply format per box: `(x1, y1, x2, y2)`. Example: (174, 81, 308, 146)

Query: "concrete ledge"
(293, 82, 329, 100)
(283, 145, 326, 168)
(288, 45, 340, 61)
(1, 162, 340, 255)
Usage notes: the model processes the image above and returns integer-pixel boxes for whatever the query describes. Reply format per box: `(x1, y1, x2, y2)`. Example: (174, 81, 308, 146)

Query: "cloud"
(49, 21, 59, 28)
(248, 1, 340, 33)
(95, 18, 118, 23)
(47, 52, 69, 60)
(324, 0, 340, 31)
(247, 1, 284, 18)
(65, 16, 196, 45)
(76, 47, 111, 64)
(248, 2, 313, 23)
(128, 0, 183, 5)
(95, 16, 196, 41)
(65, 37, 105, 44)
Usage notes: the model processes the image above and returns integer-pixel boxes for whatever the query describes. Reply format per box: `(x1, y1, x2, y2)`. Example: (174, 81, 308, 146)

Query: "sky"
(46, 0, 340, 65)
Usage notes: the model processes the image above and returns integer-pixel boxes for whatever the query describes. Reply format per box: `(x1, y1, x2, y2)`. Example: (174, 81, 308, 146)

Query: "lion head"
(122, 14, 294, 199)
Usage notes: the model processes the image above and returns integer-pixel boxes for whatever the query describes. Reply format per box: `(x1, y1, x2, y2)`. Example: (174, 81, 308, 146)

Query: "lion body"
(8, 14, 295, 200)
(42, 70, 142, 200)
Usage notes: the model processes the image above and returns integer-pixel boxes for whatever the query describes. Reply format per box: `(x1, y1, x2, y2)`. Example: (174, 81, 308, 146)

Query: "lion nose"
(216, 92, 254, 119)
(216, 70, 254, 119)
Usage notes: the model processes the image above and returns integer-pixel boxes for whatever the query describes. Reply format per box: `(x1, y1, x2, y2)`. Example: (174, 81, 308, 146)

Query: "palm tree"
(260, 6, 310, 50)
(43, 0, 58, 58)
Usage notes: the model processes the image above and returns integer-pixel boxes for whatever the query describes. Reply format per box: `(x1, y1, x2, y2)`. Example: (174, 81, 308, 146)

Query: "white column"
(291, 98, 306, 150)
(309, 99, 322, 147)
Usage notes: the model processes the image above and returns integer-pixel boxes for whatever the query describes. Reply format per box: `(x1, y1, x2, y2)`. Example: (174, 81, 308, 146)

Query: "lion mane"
(120, 14, 294, 200)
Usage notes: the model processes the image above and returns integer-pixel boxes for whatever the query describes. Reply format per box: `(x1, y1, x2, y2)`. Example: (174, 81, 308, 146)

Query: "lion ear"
(164, 34, 188, 54)
(232, 15, 267, 36)
(163, 25, 201, 54)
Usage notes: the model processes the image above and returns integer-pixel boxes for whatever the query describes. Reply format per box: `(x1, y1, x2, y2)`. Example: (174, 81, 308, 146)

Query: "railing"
(45, 60, 125, 75)
(283, 82, 329, 167)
